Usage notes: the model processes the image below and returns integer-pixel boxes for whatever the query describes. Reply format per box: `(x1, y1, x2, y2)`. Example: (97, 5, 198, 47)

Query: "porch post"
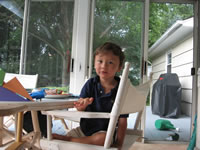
(69, 0, 91, 95)
(19, 0, 30, 74)
(196, 68, 200, 149)
(195, 0, 200, 149)
(141, 0, 150, 143)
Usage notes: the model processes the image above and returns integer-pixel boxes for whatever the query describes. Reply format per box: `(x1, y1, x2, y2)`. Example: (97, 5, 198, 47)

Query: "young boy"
(53, 42, 128, 148)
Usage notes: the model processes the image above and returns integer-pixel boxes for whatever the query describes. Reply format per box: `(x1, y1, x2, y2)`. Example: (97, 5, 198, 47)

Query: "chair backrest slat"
(104, 62, 130, 148)
(103, 62, 152, 148)
(110, 62, 151, 116)
(4, 73, 38, 89)
(121, 79, 151, 114)
(110, 62, 130, 117)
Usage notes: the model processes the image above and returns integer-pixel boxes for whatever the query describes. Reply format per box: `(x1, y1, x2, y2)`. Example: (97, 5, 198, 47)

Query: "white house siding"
(150, 55, 166, 106)
(151, 37, 193, 116)
(172, 37, 193, 116)
(151, 55, 166, 84)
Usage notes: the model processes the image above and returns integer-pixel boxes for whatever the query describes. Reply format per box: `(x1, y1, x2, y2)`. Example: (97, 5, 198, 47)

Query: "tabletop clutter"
(30, 89, 46, 99)
(30, 88, 60, 100)
(30, 88, 75, 100)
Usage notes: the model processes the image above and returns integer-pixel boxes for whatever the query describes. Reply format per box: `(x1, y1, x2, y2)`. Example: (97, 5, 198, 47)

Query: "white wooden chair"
(0, 73, 38, 147)
(4, 73, 38, 91)
(40, 62, 151, 150)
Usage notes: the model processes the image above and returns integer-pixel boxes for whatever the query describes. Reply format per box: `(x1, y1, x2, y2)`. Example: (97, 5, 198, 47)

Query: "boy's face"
(94, 51, 121, 80)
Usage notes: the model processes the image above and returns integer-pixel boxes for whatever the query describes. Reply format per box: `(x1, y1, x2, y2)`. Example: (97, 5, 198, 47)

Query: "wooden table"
(0, 99, 77, 150)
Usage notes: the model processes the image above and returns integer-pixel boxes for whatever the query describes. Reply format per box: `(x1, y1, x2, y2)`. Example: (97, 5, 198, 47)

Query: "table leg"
(6, 112, 25, 150)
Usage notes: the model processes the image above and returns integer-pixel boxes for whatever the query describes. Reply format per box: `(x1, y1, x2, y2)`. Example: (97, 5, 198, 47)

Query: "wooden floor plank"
(129, 142, 187, 150)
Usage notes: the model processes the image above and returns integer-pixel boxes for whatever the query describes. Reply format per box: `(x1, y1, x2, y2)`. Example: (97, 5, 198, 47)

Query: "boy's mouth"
(101, 71, 108, 74)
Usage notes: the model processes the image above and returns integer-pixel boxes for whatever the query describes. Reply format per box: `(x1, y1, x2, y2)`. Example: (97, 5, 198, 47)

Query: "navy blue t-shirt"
(79, 75, 128, 136)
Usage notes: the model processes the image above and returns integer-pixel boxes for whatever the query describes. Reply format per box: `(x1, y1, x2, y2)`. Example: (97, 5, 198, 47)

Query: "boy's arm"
(116, 117, 127, 148)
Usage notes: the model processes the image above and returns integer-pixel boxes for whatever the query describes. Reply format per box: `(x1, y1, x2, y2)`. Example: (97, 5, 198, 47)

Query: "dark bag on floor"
(23, 111, 47, 138)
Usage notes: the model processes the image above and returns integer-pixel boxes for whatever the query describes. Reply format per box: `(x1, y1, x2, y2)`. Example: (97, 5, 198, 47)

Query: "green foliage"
(0, 0, 23, 73)
(149, 3, 193, 47)
(26, 1, 74, 87)
(93, 1, 193, 85)
(94, 0, 143, 85)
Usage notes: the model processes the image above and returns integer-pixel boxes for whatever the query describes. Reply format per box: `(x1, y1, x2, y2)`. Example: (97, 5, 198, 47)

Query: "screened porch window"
(26, 1, 74, 89)
(0, 0, 24, 73)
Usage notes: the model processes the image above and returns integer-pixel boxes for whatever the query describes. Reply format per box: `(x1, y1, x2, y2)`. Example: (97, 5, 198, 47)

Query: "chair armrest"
(41, 110, 111, 119)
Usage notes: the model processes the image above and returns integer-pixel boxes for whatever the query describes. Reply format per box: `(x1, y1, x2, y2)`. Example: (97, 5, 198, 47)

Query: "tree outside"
(93, 0, 143, 85)
(149, 3, 193, 47)
(93, 1, 193, 85)
(26, 1, 74, 87)
(0, 0, 24, 73)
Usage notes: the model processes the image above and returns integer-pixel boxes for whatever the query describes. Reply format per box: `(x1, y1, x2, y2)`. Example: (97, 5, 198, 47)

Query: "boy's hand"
(74, 97, 94, 111)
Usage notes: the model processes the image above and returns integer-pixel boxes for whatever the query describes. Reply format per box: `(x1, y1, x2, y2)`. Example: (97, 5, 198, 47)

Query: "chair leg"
(21, 111, 42, 149)
(31, 111, 41, 149)
(47, 115, 52, 140)
(4, 115, 15, 128)
(0, 116, 16, 146)
(60, 118, 69, 130)
(134, 111, 143, 130)
(15, 113, 18, 140)
(53, 117, 69, 130)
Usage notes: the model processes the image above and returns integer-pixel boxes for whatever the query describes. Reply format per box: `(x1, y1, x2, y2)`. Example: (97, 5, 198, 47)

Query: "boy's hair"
(94, 42, 125, 67)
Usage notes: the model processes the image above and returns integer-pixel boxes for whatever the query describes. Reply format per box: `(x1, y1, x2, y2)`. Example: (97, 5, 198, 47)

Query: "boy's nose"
(101, 62, 108, 68)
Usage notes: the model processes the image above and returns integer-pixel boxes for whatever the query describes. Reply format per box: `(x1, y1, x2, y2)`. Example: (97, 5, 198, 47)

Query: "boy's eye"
(97, 60, 102, 63)
(108, 61, 113, 64)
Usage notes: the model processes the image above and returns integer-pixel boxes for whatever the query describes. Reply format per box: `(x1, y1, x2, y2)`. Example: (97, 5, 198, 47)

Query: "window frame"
(166, 51, 172, 73)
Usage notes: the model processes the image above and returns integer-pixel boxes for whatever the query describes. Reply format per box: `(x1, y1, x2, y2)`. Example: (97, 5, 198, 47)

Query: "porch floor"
(144, 106, 191, 142)
(129, 142, 187, 150)
(127, 106, 191, 142)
